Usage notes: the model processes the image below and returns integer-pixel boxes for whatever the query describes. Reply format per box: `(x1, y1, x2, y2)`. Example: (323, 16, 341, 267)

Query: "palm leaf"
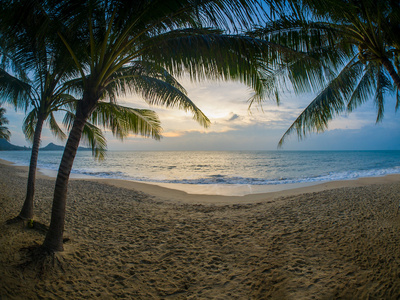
(143, 30, 272, 104)
(0, 106, 10, 141)
(81, 122, 108, 161)
(62, 110, 107, 160)
(374, 65, 393, 122)
(278, 56, 364, 146)
(22, 109, 38, 143)
(0, 69, 31, 110)
(0, 126, 11, 141)
(48, 112, 67, 141)
(347, 61, 377, 112)
(130, 76, 209, 128)
(250, 17, 355, 98)
(90, 102, 162, 140)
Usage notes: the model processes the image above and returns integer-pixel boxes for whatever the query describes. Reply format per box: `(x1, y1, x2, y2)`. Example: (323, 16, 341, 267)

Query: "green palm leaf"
(258, 0, 400, 146)
(22, 109, 38, 143)
(48, 112, 68, 141)
(105, 67, 210, 128)
(346, 61, 377, 112)
(374, 65, 393, 122)
(63, 110, 107, 160)
(81, 122, 108, 161)
(90, 102, 162, 141)
(0, 106, 10, 141)
(278, 56, 365, 146)
(0, 69, 31, 110)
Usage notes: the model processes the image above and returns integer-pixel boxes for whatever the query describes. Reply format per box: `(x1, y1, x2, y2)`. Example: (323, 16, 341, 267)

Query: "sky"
(3, 76, 400, 151)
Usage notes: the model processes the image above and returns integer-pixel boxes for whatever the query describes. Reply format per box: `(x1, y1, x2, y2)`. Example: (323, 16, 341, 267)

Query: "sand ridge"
(1, 161, 400, 299)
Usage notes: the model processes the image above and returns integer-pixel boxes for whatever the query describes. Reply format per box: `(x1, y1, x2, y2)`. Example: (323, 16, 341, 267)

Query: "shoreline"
(1, 158, 400, 298)
(2, 157, 400, 204)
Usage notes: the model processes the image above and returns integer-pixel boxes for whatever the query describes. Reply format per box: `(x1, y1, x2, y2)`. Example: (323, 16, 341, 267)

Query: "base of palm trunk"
(19, 244, 66, 277)
(42, 234, 70, 252)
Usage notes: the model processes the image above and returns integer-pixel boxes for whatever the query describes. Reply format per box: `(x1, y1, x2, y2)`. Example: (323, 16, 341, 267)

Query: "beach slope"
(1, 161, 400, 299)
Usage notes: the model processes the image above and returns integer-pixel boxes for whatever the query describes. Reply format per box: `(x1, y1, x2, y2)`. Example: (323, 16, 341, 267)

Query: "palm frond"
(143, 30, 273, 104)
(347, 61, 377, 112)
(0, 106, 10, 141)
(22, 109, 38, 143)
(0, 69, 31, 110)
(48, 112, 67, 141)
(81, 122, 108, 161)
(91, 102, 162, 140)
(250, 17, 355, 99)
(62, 110, 75, 132)
(0, 126, 11, 141)
(62, 110, 108, 160)
(278, 56, 365, 147)
(396, 88, 400, 111)
(374, 65, 393, 122)
(103, 64, 210, 128)
(49, 93, 79, 112)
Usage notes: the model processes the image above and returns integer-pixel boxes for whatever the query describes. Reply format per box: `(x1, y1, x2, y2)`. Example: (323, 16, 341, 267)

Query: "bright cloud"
(4, 74, 400, 151)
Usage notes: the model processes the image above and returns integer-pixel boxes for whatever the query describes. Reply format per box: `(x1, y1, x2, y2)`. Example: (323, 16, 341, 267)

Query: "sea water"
(1, 150, 400, 193)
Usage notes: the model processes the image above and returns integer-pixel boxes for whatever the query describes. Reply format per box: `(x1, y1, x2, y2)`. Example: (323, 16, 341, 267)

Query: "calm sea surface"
(1, 150, 400, 191)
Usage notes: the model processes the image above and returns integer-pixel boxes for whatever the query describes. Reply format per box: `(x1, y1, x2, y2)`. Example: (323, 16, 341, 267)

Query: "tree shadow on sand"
(6, 218, 70, 277)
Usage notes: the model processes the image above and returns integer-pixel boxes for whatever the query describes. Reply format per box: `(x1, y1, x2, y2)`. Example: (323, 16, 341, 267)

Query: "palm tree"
(0, 105, 10, 141)
(1, 68, 161, 222)
(39, 0, 282, 252)
(0, 1, 162, 222)
(0, 0, 77, 222)
(254, 0, 400, 145)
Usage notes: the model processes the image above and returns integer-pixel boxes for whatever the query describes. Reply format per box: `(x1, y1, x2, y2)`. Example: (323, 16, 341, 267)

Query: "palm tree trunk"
(18, 116, 45, 220)
(381, 57, 400, 90)
(42, 102, 94, 252)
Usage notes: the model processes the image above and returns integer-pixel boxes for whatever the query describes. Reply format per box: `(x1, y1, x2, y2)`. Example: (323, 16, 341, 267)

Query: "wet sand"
(1, 160, 400, 299)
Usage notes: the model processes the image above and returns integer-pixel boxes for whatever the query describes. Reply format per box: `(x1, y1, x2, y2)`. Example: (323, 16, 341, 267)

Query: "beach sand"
(1, 160, 400, 299)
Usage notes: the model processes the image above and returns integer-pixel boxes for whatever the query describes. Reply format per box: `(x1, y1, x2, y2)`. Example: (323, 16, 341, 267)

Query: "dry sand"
(1, 160, 400, 299)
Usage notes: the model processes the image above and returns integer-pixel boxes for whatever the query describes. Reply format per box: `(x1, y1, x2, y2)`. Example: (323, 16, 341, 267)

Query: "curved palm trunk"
(381, 57, 400, 90)
(18, 116, 45, 220)
(42, 101, 94, 252)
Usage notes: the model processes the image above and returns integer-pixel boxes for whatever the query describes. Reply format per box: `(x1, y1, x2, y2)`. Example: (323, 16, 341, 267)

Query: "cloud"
(227, 113, 240, 122)
(4, 73, 400, 151)
(162, 131, 185, 138)
(162, 126, 238, 139)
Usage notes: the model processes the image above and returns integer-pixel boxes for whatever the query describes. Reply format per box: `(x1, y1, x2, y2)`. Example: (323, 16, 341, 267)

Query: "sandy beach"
(1, 160, 400, 299)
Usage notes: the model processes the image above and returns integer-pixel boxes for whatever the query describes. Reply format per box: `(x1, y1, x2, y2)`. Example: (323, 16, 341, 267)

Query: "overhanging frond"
(278, 56, 364, 147)
(0, 69, 31, 111)
(48, 112, 67, 141)
(347, 61, 377, 112)
(143, 30, 272, 104)
(374, 65, 393, 122)
(81, 122, 107, 161)
(103, 64, 210, 128)
(0, 106, 10, 141)
(91, 102, 162, 140)
(22, 109, 38, 142)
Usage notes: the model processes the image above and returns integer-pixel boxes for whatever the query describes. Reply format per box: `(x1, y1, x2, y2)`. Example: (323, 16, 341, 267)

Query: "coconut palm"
(0, 0, 78, 222)
(1, 68, 161, 222)
(0, 105, 10, 140)
(38, 0, 285, 252)
(254, 0, 400, 145)
(0, 1, 162, 222)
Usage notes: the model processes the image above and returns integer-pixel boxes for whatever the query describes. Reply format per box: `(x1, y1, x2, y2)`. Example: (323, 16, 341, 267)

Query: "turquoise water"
(1, 150, 399, 187)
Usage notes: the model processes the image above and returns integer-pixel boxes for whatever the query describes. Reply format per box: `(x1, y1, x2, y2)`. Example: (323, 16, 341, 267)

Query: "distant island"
(0, 139, 91, 151)
(40, 143, 68, 151)
(0, 139, 30, 151)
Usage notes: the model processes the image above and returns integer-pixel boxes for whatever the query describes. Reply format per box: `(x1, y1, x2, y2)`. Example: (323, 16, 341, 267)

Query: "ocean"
(0, 150, 400, 195)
